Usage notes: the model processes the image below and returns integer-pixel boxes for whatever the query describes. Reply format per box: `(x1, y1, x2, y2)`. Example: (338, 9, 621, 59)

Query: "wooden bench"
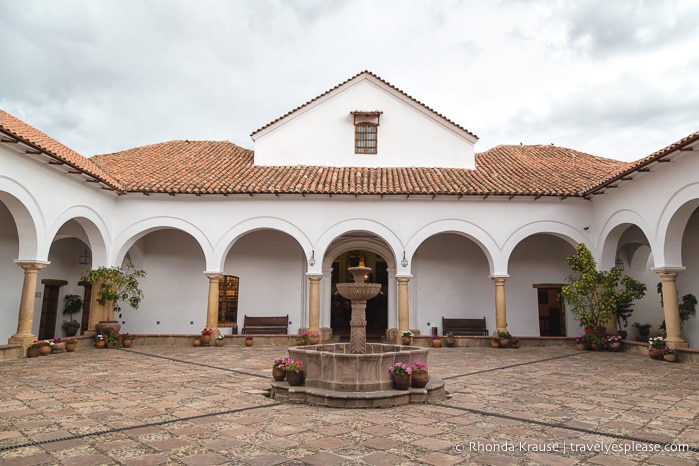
(442, 317, 488, 336)
(241, 315, 289, 335)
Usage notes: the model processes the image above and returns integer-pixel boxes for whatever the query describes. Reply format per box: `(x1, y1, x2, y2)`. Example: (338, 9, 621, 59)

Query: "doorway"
(331, 251, 388, 341)
(38, 279, 68, 340)
(534, 285, 566, 336)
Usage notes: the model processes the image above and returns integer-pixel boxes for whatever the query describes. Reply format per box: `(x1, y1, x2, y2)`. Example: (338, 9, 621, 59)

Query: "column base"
(665, 337, 689, 348)
(8, 334, 37, 348)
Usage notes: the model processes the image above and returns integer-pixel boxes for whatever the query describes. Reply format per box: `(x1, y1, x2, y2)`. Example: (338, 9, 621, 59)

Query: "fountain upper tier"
(336, 266, 381, 301)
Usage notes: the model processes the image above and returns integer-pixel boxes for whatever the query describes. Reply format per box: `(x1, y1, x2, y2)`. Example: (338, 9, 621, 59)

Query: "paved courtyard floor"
(0, 345, 697, 465)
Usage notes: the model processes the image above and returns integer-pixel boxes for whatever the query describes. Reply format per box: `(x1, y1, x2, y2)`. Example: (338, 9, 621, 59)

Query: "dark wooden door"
(536, 287, 566, 337)
(38, 280, 67, 339)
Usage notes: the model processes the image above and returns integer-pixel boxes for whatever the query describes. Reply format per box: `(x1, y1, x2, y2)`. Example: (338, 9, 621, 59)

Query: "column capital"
(306, 273, 323, 281)
(203, 271, 223, 279)
(396, 275, 412, 283)
(652, 267, 685, 280)
(490, 275, 509, 285)
(14, 260, 50, 271)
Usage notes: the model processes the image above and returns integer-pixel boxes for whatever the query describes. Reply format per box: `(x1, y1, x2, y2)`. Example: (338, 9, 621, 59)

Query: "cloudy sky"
(1, 0, 697, 162)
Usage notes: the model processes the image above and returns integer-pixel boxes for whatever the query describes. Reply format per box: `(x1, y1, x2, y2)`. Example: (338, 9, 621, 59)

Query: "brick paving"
(0, 345, 697, 465)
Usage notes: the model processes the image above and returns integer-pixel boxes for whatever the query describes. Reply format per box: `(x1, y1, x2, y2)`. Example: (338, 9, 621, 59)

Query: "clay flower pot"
(411, 371, 429, 388)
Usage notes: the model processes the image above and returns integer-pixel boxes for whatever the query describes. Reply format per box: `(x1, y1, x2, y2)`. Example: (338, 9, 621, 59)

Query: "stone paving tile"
(0, 346, 698, 464)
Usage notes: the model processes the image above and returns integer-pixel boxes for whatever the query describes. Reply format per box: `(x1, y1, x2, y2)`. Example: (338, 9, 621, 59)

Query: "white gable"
(251, 73, 477, 168)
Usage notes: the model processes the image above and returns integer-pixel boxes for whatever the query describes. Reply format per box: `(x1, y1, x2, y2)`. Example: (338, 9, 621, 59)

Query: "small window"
(355, 123, 377, 154)
(352, 111, 382, 154)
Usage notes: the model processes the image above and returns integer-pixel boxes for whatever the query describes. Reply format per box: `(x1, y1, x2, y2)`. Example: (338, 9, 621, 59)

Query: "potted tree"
(61, 294, 83, 337)
(81, 263, 145, 333)
(561, 244, 646, 337)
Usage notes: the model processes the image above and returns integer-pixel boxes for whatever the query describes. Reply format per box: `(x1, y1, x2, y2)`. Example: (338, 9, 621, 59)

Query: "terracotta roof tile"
(91, 140, 628, 197)
(0, 109, 124, 192)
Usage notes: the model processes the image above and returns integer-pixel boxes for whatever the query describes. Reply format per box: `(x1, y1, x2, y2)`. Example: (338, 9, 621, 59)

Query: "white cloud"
(0, 0, 697, 161)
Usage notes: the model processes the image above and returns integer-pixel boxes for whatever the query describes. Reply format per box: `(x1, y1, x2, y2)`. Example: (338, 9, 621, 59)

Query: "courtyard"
(0, 345, 697, 465)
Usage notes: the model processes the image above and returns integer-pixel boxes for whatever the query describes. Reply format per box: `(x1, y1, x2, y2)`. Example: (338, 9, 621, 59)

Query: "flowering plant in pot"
(662, 346, 679, 362)
(95, 333, 106, 342)
(201, 328, 214, 336)
(245, 335, 254, 346)
(284, 359, 304, 385)
(389, 362, 412, 389)
(272, 356, 290, 381)
(410, 360, 429, 388)
(389, 362, 412, 376)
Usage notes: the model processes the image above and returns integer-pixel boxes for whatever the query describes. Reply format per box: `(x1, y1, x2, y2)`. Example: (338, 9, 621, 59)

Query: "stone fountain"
(270, 258, 445, 408)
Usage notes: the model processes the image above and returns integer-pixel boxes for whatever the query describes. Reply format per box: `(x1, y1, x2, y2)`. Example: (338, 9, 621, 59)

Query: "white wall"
(123, 229, 208, 334)
(0, 202, 22, 341)
(225, 230, 305, 331)
(413, 234, 493, 335)
(253, 75, 476, 168)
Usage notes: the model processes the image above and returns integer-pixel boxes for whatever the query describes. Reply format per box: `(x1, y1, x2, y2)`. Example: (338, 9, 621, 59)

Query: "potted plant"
(606, 335, 622, 351)
(61, 294, 83, 337)
(388, 362, 411, 390)
(214, 334, 225, 347)
(65, 339, 78, 352)
(105, 329, 119, 349)
(81, 263, 145, 333)
(245, 335, 254, 347)
(94, 333, 106, 348)
(284, 359, 304, 386)
(120, 333, 136, 348)
(201, 328, 213, 345)
(511, 337, 521, 349)
(497, 330, 511, 348)
(27, 341, 41, 358)
(295, 333, 307, 346)
(410, 360, 429, 388)
(38, 340, 53, 356)
(401, 331, 413, 345)
(430, 334, 441, 348)
(51, 337, 65, 353)
(308, 331, 321, 345)
(445, 332, 456, 347)
(192, 336, 202, 347)
(633, 322, 652, 340)
(561, 244, 646, 336)
(589, 334, 604, 351)
(648, 336, 665, 359)
(490, 335, 500, 348)
(661, 346, 678, 363)
(272, 356, 289, 381)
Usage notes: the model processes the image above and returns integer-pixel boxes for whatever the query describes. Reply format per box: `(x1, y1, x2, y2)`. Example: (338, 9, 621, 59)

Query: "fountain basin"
(336, 283, 382, 301)
(289, 343, 428, 391)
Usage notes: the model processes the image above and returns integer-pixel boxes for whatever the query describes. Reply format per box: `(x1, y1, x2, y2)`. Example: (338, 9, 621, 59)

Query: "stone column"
(85, 285, 106, 336)
(205, 273, 223, 329)
(9, 261, 49, 346)
(307, 274, 322, 334)
(654, 268, 688, 348)
(350, 300, 368, 354)
(491, 276, 508, 334)
(396, 276, 411, 343)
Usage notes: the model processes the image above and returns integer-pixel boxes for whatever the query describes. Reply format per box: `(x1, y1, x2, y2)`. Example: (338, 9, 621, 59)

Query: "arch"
(658, 184, 699, 267)
(216, 217, 312, 271)
(598, 209, 655, 270)
(113, 217, 213, 268)
(0, 177, 43, 260)
(404, 219, 497, 274)
(500, 221, 584, 273)
(314, 218, 404, 273)
(46, 206, 112, 267)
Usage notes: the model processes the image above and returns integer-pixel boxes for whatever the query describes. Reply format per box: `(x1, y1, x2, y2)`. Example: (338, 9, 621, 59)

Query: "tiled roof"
(91, 140, 628, 197)
(583, 130, 699, 195)
(0, 110, 124, 192)
(250, 70, 479, 141)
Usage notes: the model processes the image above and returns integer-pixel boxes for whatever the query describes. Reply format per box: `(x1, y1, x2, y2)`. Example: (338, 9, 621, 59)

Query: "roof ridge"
(250, 70, 478, 140)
